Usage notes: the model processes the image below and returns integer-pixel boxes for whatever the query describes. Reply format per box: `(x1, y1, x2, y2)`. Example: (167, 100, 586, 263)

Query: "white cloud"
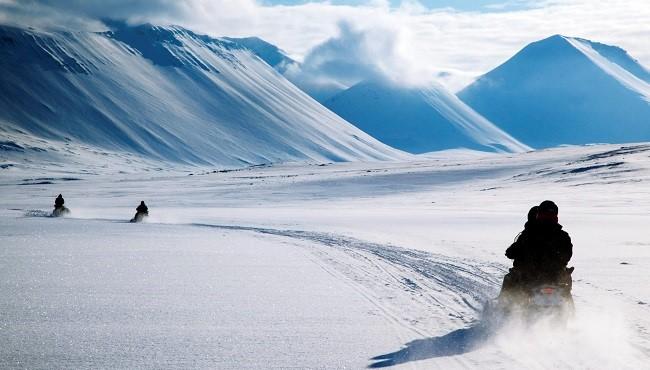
(2, 0, 649, 91)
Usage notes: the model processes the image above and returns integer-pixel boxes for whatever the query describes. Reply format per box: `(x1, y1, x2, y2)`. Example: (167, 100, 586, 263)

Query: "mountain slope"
(324, 80, 530, 154)
(458, 35, 650, 148)
(223, 36, 298, 74)
(0, 23, 405, 166)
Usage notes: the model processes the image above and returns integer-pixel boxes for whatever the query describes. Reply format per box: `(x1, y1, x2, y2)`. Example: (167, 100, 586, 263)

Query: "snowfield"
(1, 143, 650, 369)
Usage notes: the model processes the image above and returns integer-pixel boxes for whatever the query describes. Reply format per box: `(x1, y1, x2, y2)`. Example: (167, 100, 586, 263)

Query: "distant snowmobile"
(130, 201, 149, 223)
(52, 206, 70, 217)
(51, 194, 70, 217)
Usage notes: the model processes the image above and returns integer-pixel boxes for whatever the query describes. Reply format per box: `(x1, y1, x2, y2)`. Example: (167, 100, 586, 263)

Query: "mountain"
(458, 35, 650, 148)
(323, 79, 530, 154)
(225, 37, 345, 103)
(223, 36, 298, 74)
(0, 23, 405, 166)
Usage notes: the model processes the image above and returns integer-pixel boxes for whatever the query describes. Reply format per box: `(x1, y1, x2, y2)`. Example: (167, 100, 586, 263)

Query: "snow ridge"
(566, 37, 650, 102)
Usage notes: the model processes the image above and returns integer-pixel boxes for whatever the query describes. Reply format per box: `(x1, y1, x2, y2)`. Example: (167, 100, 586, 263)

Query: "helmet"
(538, 200, 558, 214)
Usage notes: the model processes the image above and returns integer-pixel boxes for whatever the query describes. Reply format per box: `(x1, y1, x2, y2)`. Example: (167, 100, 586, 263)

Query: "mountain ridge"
(0, 22, 406, 166)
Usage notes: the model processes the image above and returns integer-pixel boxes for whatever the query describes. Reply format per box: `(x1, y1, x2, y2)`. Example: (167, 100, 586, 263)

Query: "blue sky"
(262, 0, 537, 11)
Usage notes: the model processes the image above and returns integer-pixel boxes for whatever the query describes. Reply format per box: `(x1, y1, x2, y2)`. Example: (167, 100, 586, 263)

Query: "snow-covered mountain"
(324, 79, 530, 154)
(226, 37, 346, 103)
(0, 23, 405, 166)
(459, 35, 650, 148)
(223, 36, 298, 74)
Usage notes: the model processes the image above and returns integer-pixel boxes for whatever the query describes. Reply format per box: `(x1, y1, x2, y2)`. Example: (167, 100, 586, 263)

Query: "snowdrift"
(459, 35, 650, 148)
(0, 23, 405, 166)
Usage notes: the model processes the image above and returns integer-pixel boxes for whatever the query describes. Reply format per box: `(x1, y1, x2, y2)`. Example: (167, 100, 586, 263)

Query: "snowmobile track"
(191, 223, 506, 335)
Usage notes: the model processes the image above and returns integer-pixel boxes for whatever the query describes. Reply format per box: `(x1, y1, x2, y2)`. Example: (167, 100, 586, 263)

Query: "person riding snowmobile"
(131, 201, 149, 223)
(499, 201, 573, 300)
(499, 205, 538, 296)
(136, 201, 148, 215)
(54, 194, 65, 209)
(52, 194, 69, 217)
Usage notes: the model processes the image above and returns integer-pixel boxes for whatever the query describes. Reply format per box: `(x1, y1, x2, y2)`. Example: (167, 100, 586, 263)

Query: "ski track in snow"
(188, 223, 505, 333)
(6, 144, 650, 368)
(165, 222, 650, 369)
(12, 210, 649, 368)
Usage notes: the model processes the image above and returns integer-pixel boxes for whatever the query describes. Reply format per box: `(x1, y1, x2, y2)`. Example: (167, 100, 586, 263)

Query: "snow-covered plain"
(2, 142, 650, 369)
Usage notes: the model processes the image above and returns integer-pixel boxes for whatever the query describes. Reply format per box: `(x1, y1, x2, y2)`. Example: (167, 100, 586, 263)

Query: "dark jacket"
(506, 219, 535, 268)
(505, 221, 572, 283)
(136, 203, 148, 214)
(54, 195, 64, 208)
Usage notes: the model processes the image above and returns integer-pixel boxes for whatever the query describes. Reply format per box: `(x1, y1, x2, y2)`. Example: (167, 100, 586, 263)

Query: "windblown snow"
(566, 37, 650, 103)
(0, 23, 405, 166)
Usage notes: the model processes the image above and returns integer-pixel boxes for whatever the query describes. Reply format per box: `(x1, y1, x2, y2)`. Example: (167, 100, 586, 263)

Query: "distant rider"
(136, 201, 149, 216)
(54, 194, 65, 209)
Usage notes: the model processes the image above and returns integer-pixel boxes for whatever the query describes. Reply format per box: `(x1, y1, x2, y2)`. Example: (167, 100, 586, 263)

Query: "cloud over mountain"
(1, 0, 648, 91)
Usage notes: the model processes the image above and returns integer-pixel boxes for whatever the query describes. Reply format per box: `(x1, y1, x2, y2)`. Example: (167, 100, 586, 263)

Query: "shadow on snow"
(368, 324, 489, 368)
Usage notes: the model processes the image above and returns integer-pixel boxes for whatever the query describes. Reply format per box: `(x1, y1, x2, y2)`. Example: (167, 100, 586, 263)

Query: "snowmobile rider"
(54, 194, 65, 209)
(506, 205, 539, 268)
(136, 201, 148, 215)
(500, 201, 573, 296)
(500, 205, 538, 294)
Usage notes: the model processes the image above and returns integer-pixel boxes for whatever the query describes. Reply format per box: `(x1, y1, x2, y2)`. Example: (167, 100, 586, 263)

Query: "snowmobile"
(51, 206, 70, 217)
(484, 268, 574, 327)
(130, 211, 148, 223)
(506, 283, 573, 322)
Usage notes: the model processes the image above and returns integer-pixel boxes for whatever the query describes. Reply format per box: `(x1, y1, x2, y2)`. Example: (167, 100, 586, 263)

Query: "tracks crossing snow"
(191, 223, 506, 337)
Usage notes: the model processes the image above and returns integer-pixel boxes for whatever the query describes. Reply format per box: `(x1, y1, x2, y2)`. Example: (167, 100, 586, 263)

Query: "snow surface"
(0, 23, 405, 166)
(2, 142, 650, 368)
(325, 79, 530, 154)
(459, 35, 650, 148)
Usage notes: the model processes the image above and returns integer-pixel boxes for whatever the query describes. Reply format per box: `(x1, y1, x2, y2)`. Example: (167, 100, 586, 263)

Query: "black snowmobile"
(484, 267, 574, 326)
(52, 206, 70, 217)
(130, 201, 149, 223)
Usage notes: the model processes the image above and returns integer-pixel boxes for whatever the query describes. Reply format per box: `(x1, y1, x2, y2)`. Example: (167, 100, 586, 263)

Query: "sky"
(262, 0, 538, 11)
(1, 0, 649, 91)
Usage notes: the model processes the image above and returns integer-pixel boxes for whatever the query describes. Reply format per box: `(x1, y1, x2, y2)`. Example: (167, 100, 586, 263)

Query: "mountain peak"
(459, 35, 650, 148)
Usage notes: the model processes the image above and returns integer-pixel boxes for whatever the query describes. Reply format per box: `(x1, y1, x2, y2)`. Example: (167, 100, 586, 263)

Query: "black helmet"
(527, 206, 539, 222)
(538, 200, 558, 214)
